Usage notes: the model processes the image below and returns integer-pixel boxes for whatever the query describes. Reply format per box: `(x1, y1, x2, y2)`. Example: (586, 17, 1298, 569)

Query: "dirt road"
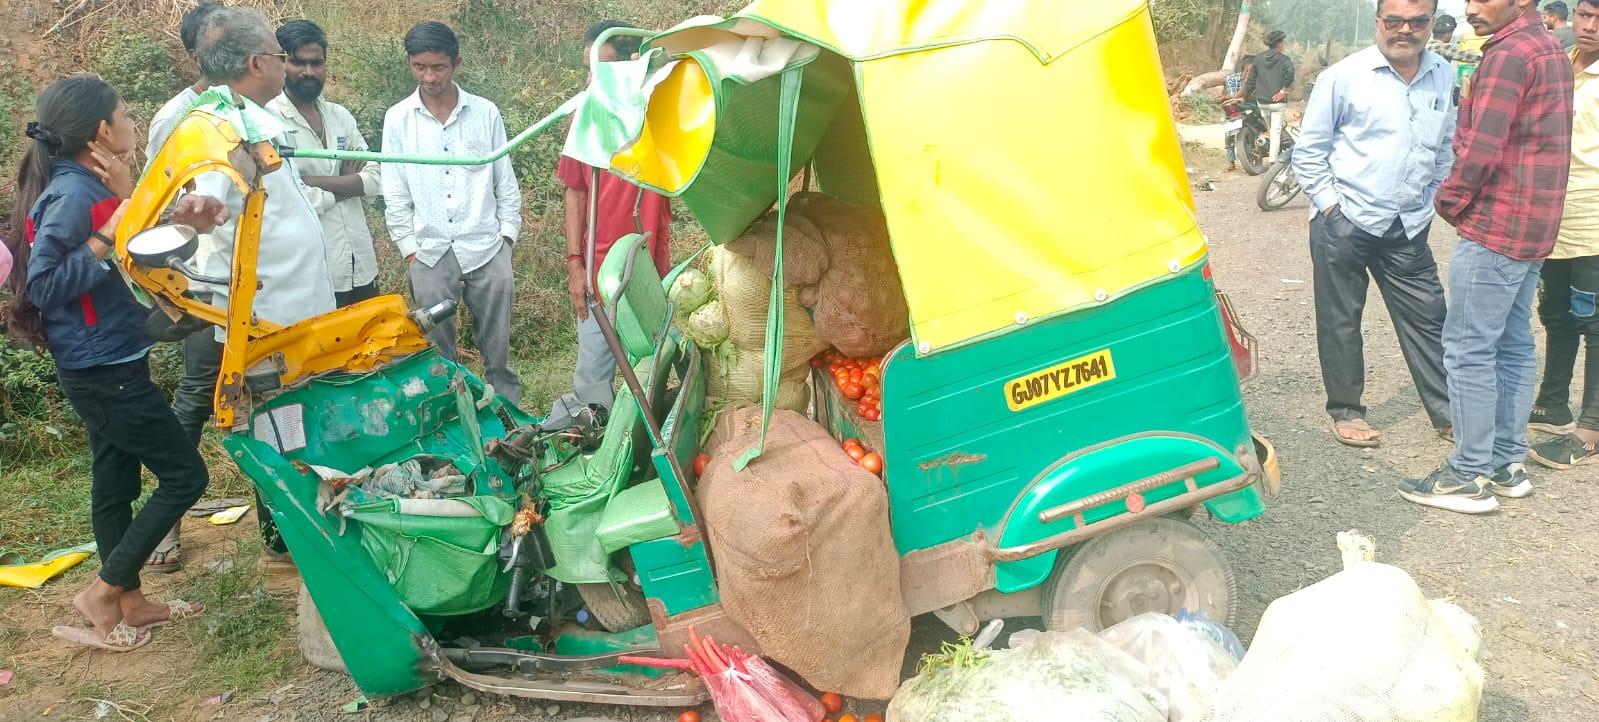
(1195, 164, 1599, 720)
(3, 166, 1596, 721)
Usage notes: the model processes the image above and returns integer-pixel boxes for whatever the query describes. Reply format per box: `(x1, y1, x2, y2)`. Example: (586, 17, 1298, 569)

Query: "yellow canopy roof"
(640, 0, 1206, 353)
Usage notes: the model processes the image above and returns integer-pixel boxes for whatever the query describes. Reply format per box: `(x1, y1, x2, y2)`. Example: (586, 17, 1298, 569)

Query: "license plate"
(1224, 119, 1244, 133)
(1005, 349, 1116, 412)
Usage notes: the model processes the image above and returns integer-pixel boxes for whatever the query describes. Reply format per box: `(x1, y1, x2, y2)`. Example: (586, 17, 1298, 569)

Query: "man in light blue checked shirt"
(1291, 0, 1456, 449)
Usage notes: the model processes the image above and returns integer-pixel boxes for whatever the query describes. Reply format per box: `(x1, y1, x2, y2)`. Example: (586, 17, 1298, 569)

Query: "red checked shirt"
(1436, 11, 1575, 260)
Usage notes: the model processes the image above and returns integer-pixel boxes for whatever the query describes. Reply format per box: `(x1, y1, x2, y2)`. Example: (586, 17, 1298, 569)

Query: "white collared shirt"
(268, 93, 383, 291)
(188, 95, 335, 337)
(145, 85, 201, 165)
(381, 85, 522, 273)
(146, 85, 222, 287)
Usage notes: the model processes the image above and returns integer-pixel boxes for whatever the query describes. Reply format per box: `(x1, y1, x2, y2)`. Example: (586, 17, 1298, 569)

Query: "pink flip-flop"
(52, 622, 151, 652)
(143, 599, 205, 629)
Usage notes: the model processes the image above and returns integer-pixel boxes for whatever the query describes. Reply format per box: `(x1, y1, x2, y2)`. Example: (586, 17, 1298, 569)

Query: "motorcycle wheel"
(1256, 159, 1302, 211)
(1236, 127, 1267, 176)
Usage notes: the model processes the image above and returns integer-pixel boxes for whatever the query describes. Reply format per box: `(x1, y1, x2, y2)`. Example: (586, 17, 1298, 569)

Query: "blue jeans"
(1444, 240, 1543, 477)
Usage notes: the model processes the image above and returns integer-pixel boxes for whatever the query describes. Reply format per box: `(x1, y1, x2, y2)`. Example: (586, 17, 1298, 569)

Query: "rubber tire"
(576, 582, 652, 632)
(1256, 159, 1301, 211)
(1236, 127, 1267, 176)
(1042, 516, 1238, 634)
(298, 582, 350, 675)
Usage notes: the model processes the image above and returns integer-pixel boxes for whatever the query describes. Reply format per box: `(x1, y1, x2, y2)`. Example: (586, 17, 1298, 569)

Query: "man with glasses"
(269, 19, 384, 308)
(1406, 0, 1574, 513)
(176, 7, 339, 570)
(1293, 0, 1455, 453)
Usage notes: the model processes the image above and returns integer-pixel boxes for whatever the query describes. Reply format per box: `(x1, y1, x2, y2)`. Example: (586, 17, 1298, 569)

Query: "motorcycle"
(1230, 100, 1295, 176)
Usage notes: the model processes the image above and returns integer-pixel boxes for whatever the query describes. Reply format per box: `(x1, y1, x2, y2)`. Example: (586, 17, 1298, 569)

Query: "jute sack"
(700, 407, 910, 699)
(790, 192, 909, 357)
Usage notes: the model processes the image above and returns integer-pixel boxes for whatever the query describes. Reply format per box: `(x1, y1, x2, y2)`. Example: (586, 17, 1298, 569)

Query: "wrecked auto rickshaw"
(116, 0, 1279, 705)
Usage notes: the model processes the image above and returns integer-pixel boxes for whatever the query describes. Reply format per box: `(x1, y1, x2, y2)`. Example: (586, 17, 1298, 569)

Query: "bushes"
(93, 29, 182, 124)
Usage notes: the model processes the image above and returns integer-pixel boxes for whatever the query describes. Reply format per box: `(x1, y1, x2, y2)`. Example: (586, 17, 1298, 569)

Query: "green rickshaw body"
(208, 0, 1280, 704)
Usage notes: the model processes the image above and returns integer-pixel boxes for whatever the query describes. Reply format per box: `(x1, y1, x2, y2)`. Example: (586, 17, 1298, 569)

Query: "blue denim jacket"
(25, 160, 152, 370)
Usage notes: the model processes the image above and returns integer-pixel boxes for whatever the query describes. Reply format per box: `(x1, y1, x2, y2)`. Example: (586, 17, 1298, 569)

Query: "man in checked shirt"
(1401, 0, 1575, 513)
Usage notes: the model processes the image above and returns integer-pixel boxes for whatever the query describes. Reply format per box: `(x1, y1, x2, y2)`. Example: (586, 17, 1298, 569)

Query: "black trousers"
(169, 319, 286, 554)
(335, 280, 380, 309)
(57, 357, 209, 590)
(1535, 256, 1599, 432)
(1310, 211, 1451, 429)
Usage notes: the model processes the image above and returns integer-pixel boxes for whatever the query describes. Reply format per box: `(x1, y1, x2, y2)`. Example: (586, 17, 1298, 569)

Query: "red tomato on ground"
(843, 382, 865, 401)
(679, 711, 701, 722)
(861, 452, 884, 475)
(820, 692, 843, 714)
(693, 453, 709, 476)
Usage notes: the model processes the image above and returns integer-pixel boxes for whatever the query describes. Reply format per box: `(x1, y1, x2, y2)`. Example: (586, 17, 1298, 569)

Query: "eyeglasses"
(253, 51, 290, 63)
(1379, 15, 1434, 31)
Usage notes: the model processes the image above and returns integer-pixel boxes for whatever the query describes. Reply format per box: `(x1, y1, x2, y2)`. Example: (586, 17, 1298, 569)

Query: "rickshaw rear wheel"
(576, 582, 652, 632)
(1042, 517, 1237, 633)
(297, 582, 350, 675)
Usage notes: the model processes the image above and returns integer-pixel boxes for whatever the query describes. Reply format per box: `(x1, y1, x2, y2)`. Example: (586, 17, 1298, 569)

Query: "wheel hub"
(1096, 559, 1193, 628)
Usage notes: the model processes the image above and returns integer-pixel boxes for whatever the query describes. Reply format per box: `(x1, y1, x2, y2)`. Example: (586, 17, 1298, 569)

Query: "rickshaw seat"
(597, 232, 668, 364)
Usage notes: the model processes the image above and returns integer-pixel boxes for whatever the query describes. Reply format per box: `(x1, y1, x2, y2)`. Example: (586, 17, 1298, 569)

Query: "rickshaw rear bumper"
(985, 433, 1277, 564)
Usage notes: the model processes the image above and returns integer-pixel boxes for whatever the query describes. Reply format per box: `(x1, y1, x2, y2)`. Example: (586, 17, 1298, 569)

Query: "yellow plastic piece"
(0, 551, 92, 589)
(118, 105, 432, 430)
(610, 59, 718, 194)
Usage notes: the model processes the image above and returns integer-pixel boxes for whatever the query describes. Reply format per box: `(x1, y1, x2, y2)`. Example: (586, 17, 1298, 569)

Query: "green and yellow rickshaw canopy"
(598, 0, 1206, 354)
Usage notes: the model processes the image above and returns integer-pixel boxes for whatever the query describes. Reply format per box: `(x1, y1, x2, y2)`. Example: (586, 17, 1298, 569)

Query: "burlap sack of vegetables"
(701, 406, 911, 699)
(669, 245, 825, 412)
(791, 192, 910, 358)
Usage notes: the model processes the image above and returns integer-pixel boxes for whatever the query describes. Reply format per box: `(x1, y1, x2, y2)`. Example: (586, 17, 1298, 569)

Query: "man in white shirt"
(382, 21, 524, 405)
(177, 7, 339, 570)
(269, 19, 383, 307)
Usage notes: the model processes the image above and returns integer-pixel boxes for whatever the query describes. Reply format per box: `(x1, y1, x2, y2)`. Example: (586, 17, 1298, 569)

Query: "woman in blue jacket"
(2, 77, 209, 651)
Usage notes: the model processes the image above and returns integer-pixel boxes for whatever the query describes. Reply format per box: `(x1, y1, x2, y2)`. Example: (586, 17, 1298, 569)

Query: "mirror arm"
(167, 259, 230, 287)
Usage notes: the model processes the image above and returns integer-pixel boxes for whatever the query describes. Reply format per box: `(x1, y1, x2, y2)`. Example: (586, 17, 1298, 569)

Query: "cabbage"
(669, 267, 714, 315)
(683, 300, 729, 348)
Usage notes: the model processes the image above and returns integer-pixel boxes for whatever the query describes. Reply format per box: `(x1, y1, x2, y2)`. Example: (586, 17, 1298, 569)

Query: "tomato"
(839, 715, 859, 722)
(810, 356, 824, 369)
(843, 382, 865, 401)
(693, 453, 710, 476)
(678, 711, 701, 722)
(820, 692, 844, 714)
(862, 375, 880, 391)
(843, 438, 863, 451)
(857, 403, 872, 418)
(864, 714, 883, 722)
(863, 407, 882, 422)
(860, 452, 884, 475)
(846, 445, 867, 462)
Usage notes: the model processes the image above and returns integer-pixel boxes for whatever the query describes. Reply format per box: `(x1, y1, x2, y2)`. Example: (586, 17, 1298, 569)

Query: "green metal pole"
(282, 27, 656, 167)
(281, 98, 576, 164)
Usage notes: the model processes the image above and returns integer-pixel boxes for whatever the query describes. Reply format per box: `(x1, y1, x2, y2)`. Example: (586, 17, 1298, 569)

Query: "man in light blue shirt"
(1292, 0, 1456, 448)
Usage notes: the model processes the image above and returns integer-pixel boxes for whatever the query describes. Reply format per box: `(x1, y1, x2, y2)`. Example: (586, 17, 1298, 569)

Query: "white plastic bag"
(1200, 531, 1484, 722)
(1099, 613, 1239, 721)
(887, 629, 1167, 722)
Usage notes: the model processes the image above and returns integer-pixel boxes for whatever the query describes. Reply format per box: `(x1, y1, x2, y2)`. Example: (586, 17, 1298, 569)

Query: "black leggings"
(57, 357, 209, 590)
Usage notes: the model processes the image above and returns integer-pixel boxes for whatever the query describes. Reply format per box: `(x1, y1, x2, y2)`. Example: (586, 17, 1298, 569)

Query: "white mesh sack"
(1200, 531, 1484, 722)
